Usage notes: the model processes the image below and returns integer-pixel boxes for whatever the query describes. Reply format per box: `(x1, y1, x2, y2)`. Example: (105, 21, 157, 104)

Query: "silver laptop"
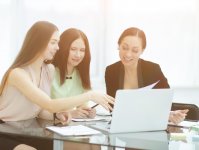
(91, 89, 173, 133)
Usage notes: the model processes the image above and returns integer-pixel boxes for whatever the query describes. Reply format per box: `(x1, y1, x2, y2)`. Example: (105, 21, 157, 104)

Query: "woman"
(0, 21, 113, 150)
(105, 27, 188, 124)
(0, 21, 114, 121)
(51, 28, 96, 119)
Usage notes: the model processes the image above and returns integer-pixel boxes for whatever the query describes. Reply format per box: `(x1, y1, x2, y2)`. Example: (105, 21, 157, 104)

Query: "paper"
(46, 125, 101, 136)
(139, 80, 160, 89)
(169, 120, 199, 128)
(179, 120, 199, 127)
(96, 112, 111, 116)
(72, 116, 109, 122)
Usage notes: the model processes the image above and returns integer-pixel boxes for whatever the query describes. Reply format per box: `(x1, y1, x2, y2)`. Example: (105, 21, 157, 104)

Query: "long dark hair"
(0, 21, 58, 95)
(52, 28, 91, 90)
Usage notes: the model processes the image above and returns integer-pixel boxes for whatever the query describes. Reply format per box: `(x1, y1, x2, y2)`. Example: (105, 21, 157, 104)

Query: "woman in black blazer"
(105, 27, 188, 124)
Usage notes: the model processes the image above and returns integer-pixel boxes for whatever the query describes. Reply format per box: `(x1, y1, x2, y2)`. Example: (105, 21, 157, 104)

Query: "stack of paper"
(46, 125, 101, 136)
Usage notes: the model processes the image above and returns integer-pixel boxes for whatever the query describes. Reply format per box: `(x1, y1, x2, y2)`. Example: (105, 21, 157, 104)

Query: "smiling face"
(67, 38, 86, 68)
(42, 31, 60, 61)
(119, 36, 143, 67)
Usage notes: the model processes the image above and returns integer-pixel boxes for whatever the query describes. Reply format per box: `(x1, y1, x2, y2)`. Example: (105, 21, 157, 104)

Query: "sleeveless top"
(51, 68, 84, 99)
(0, 64, 52, 121)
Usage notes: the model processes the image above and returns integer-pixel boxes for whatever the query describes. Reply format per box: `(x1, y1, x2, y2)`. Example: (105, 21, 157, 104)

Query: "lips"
(72, 59, 81, 62)
(123, 57, 133, 63)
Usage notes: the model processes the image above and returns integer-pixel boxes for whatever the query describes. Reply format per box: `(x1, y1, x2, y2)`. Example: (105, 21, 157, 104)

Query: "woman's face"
(67, 38, 86, 68)
(119, 36, 143, 67)
(43, 31, 60, 60)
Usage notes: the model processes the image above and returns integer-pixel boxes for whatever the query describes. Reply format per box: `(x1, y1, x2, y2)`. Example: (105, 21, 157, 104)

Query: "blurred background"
(0, 0, 199, 105)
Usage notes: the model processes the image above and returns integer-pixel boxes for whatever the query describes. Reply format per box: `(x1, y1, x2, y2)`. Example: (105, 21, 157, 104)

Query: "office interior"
(0, 0, 199, 150)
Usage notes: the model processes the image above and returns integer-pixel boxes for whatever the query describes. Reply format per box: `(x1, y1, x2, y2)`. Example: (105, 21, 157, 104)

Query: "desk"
(0, 118, 199, 150)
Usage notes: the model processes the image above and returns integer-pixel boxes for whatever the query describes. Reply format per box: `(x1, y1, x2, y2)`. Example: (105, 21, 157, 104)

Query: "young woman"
(0, 21, 114, 122)
(51, 28, 96, 119)
(105, 27, 188, 124)
(0, 21, 113, 150)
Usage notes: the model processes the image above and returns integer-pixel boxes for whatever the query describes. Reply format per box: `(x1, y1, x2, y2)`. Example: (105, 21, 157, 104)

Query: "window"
(0, 0, 199, 88)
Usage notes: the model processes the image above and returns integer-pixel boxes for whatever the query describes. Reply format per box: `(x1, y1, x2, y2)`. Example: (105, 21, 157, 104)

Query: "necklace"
(66, 76, 72, 79)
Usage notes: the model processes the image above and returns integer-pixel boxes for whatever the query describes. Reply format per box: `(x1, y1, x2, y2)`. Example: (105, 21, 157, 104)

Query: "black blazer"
(105, 59, 170, 98)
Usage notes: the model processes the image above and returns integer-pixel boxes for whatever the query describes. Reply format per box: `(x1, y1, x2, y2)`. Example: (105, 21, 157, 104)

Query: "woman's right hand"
(87, 91, 115, 111)
(56, 111, 72, 125)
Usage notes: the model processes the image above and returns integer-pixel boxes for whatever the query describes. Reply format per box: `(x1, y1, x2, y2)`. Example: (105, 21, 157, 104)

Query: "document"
(72, 116, 110, 122)
(169, 120, 199, 128)
(139, 80, 160, 89)
(46, 125, 101, 136)
(179, 120, 199, 127)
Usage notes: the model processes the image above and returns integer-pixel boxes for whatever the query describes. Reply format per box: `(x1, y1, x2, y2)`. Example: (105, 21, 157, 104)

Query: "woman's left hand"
(169, 109, 189, 124)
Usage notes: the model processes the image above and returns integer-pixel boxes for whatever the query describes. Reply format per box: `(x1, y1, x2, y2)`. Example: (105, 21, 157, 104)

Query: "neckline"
(28, 65, 43, 87)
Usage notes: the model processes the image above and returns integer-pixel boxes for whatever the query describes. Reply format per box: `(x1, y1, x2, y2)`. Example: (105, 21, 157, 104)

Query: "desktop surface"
(0, 118, 198, 150)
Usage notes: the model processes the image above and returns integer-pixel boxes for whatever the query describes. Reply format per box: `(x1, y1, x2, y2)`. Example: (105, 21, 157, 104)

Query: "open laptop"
(91, 89, 173, 133)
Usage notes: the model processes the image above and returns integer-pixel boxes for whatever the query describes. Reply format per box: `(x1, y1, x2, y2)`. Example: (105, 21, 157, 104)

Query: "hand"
(70, 107, 90, 119)
(87, 91, 115, 111)
(56, 111, 72, 125)
(87, 108, 96, 118)
(70, 106, 96, 119)
(169, 109, 189, 124)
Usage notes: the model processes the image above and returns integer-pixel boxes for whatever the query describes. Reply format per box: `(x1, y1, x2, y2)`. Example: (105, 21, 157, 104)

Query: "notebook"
(91, 89, 173, 133)
(46, 125, 101, 136)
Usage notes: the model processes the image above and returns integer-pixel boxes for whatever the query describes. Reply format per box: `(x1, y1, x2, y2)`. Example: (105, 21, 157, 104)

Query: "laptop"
(91, 89, 173, 133)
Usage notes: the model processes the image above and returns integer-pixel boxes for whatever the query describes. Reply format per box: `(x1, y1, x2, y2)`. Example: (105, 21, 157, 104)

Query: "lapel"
(137, 59, 144, 88)
(118, 62, 124, 89)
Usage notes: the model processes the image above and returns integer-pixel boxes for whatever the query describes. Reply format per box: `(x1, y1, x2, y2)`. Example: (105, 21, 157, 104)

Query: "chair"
(171, 102, 199, 121)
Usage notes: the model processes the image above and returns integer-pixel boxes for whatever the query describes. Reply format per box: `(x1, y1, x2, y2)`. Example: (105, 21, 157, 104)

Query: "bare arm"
(38, 110, 53, 120)
(8, 68, 114, 113)
(8, 68, 90, 113)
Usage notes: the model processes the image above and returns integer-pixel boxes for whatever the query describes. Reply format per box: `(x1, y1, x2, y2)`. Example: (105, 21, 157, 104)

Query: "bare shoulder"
(8, 68, 30, 85)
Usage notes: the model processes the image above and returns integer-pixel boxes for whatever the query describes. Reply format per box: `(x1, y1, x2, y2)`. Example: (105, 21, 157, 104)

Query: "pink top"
(0, 64, 52, 121)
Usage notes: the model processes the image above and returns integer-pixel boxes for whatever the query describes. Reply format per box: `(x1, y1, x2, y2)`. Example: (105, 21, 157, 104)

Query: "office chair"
(171, 102, 199, 121)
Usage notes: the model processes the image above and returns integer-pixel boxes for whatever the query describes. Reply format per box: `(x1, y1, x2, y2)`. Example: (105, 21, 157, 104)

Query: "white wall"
(0, 0, 199, 90)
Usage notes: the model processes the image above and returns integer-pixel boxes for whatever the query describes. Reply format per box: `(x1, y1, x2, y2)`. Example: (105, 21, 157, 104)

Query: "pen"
(91, 104, 99, 109)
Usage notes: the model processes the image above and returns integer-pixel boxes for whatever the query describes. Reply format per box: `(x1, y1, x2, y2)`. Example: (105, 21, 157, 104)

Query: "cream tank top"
(0, 64, 52, 121)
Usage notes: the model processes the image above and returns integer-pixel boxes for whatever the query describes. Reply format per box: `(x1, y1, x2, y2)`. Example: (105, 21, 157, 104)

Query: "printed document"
(46, 125, 101, 136)
(140, 80, 160, 89)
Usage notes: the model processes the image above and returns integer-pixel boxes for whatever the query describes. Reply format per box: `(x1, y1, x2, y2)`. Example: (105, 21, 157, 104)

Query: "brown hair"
(52, 28, 91, 90)
(118, 27, 147, 50)
(0, 21, 58, 95)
